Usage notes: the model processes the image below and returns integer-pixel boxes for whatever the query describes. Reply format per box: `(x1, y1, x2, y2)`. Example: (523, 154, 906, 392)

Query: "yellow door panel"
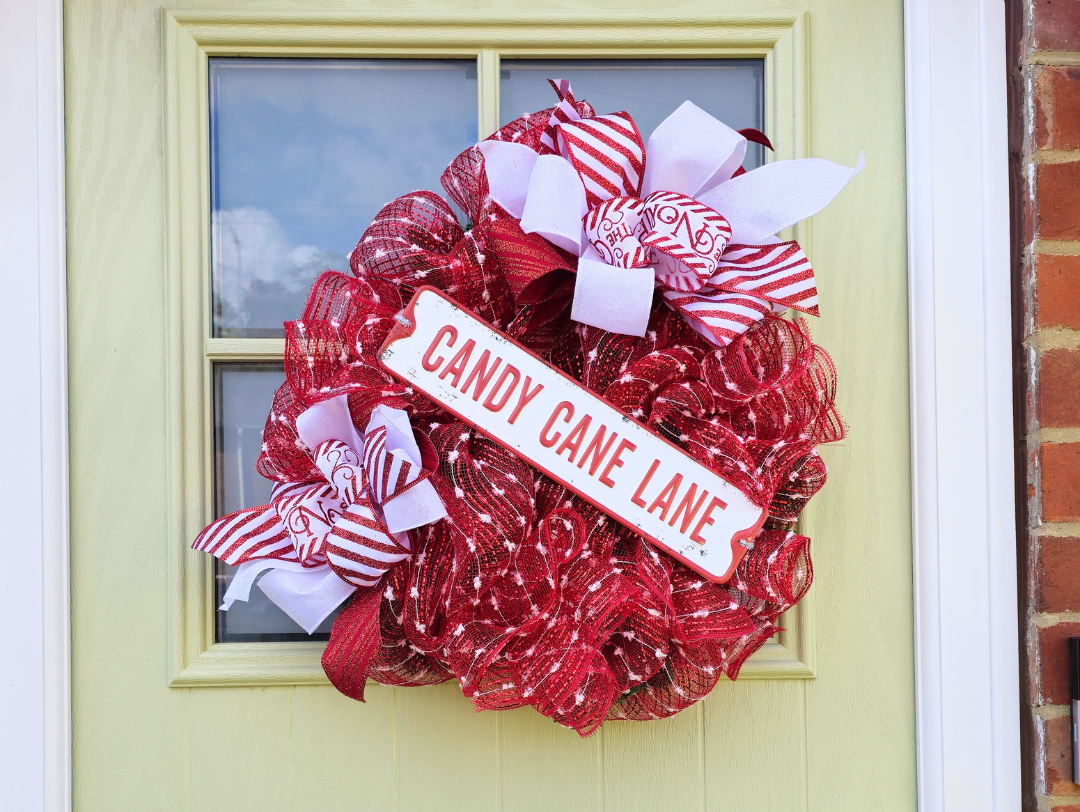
(66, 0, 912, 809)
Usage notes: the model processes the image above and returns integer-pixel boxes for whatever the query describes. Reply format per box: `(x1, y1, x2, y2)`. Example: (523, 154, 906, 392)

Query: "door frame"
(0, 0, 1020, 809)
(903, 0, 1022, 808)
(0, 1, 69, 811)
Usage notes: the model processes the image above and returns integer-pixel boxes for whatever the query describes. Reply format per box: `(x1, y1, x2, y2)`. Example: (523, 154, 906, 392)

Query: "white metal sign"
(379, 287, 765, 582)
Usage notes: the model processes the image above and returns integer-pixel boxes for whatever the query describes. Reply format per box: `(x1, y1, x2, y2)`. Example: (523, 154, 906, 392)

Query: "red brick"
(1047, 716, 1080, 795)
(1037, 68, 1080, 150)
(1039, 538, 1080, 612)
(1052, 805, 1080, 811)
(1038, 162, 1080, 241)
(1037, 254, 1080, 330)
(1039, 623, 1080, 704)
(1046, 715, 1080, 794)
(1043, 443, 1080, 521)
(1034, 0, 1080, 51)
(1040, 349, 1080, 426)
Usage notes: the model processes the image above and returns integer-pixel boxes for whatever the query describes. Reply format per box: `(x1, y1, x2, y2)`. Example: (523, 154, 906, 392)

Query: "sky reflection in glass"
(210, 59, 478, 337)
(500, 60, 765, 170)
(211, 365, 331, 641)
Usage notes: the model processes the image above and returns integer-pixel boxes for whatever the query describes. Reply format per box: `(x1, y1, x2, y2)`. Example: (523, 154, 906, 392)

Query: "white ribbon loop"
(476, 141, 538, 219)
(519, 155, 588, 255)
(295, 391, 364, 453)
(697, 153, 866, 245)
(641, 101, 747, 198)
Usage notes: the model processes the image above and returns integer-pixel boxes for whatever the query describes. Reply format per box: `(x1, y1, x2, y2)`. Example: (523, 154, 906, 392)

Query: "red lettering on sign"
(440, 339, 475, 388)
(690, 496, 728, 545)
(577, 425, 618, 476)
(599, 438, 636, 488)
(647, 473, 683, 522)
(461, 349, 502, 402)
(631, 459, 662, 507)
(540, 401, 574, 447)
(422, 324, 457, 371)
(556, 414, 592, 463)
(483, 364, 520, 412)
(668, 483, 710, 534)
(508, 377, 544, 425)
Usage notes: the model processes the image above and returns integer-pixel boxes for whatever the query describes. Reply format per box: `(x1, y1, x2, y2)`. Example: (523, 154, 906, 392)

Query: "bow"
(192, 396, 446, 637)
(478, 81, 864, 346)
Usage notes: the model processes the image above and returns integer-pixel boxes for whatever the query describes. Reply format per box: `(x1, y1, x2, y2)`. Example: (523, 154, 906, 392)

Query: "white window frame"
(0, 0, 1022, 808)
(162, 12, 816, 687)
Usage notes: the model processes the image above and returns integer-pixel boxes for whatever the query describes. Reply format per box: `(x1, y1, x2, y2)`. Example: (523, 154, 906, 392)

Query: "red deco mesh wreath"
(241, 95, 844, 736)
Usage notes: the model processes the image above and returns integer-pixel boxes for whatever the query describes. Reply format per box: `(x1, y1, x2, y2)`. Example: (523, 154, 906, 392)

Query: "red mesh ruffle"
(251, 117, 842, 735)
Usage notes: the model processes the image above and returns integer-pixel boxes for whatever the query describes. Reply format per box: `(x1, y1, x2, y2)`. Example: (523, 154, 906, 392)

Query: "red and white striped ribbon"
(661, 288, 774, 347)
(195, 415, 433, 588)
(325, 497, 411, 588)
(707, 242, 819, 316)
(539, 79, 582, 154)
(192, 503, 298, 565)
(582, 197, 649, 269)
(659, 239, 821, 346)
(300, 437, 413, 588)
(271, 481, 342, 565)
(555, 112, 645, 206)
(641, 191, 733, 292)
(362, 423, 431, 506)
(313, 439, 363, 504)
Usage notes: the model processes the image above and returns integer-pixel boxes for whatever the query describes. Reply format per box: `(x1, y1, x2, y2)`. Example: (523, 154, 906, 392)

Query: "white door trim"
(904, 0, 1022, 809)
(1, 0, 1021, 808)
(0, 0, 71, 810)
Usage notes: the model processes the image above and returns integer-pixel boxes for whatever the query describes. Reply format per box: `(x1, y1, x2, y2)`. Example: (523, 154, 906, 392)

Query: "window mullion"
(205, 337, 286, 362)
(478, 50, 500, 137)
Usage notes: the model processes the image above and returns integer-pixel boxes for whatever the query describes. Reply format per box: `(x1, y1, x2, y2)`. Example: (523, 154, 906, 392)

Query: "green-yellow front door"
(66, 1, 913, 809)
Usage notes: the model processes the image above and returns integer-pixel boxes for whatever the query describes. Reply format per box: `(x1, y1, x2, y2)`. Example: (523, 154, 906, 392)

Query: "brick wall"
(1011, 1, 1080, 809)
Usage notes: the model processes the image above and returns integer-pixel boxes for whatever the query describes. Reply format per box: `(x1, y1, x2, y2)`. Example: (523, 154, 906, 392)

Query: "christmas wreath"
(193, 81, 861, 735)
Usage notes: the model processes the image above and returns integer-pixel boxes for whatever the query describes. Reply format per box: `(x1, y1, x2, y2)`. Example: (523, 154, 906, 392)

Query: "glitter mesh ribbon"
(191, 87, 846, 735)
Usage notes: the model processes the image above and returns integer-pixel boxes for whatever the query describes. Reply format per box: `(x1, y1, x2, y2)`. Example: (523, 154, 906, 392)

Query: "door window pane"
(210, 59, 479, 337)
(500, 60, 765, 170)
(213, 364, 336, 642)
(210, 59, 764, 642)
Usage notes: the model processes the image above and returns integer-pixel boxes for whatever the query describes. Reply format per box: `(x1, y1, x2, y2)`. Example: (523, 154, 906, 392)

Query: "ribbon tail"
(662, 288, 772, 347)
(191, 503, 297, 565)
(220, 561, 355, 635)
(570, 256, 655, 336)
(710, 242, 820, 317)
(698, 153, 865, 245)
(257, 565, 356, 634)
(321, 587, 384, 702)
